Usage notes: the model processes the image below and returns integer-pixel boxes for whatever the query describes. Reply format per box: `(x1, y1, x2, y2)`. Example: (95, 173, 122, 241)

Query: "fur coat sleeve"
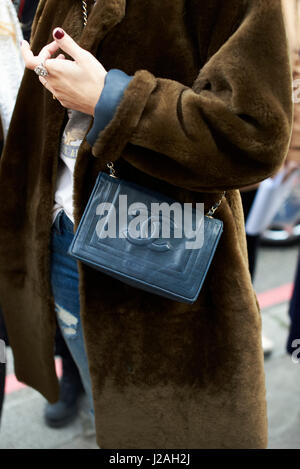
(89, 0, 292, 192)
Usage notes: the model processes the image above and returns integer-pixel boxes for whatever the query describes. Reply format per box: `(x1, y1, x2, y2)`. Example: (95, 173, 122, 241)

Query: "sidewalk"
(257, 243, 300, 449)
(0, 243, 299, 449)
(0, 350, 98, 449)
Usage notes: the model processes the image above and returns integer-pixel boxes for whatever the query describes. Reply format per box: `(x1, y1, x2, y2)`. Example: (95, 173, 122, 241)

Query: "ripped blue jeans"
(50, 210, 94, 412)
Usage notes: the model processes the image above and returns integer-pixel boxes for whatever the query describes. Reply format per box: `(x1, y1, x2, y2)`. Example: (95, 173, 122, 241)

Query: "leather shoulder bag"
(68, 162, 225, 304)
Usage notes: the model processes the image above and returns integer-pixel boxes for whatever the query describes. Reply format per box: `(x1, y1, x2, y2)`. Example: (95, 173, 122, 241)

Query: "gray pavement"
(0, 358, 98, 449)
(0, 243, 299, 449)
(255, 243, 300, 449)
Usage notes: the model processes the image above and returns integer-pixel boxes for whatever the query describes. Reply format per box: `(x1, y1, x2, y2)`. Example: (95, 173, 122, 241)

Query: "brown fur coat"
(0, 0, 292, 448)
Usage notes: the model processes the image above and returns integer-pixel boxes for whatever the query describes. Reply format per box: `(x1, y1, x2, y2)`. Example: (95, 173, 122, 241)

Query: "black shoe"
(44, 356, 84, 428)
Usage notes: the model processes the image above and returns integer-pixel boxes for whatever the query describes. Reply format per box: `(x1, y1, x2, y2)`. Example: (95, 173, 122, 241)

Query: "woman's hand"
(21, 28, 107, 115)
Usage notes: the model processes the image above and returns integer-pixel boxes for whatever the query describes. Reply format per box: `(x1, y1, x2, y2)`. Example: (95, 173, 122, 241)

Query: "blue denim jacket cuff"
(86, 69, 134, 146)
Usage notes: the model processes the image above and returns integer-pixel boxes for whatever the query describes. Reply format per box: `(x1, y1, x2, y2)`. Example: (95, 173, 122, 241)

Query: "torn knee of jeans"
(55, 303, 79, 338)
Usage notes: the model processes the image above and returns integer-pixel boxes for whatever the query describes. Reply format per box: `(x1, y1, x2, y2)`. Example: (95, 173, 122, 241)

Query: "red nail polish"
(54, 28, 64, 39)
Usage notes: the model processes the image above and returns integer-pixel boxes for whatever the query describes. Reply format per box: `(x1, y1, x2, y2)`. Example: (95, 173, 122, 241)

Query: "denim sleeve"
(86, 69, 133, 147)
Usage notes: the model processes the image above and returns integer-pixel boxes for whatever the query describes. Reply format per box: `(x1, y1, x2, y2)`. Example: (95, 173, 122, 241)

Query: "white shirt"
(52, 109, 92, 223)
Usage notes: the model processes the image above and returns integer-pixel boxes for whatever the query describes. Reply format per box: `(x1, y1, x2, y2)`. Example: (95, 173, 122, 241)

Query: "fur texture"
(0, 0, 292, 448)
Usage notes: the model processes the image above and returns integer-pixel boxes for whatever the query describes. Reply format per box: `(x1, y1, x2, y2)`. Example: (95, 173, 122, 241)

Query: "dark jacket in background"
(17, 0, 39, 41)
(287, 251, 300, 354)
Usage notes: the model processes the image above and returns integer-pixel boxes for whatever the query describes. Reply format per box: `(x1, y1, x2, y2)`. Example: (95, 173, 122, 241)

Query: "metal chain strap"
(81, 0, 225, 216)
(206, 192, 226, 217)
(82, 0, 88, 27)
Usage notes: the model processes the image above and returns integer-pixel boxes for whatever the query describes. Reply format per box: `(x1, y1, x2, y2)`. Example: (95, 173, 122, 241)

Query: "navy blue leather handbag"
(68, 163, 224, 304)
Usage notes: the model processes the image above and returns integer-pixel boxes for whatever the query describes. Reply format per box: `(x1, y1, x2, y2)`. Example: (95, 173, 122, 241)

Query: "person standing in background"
(240, 184, 276, 356)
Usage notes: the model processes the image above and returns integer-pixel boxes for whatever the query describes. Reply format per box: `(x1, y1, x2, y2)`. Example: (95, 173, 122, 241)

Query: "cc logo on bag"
(123, 204, 179, 252)
(124, 215, 174, 252)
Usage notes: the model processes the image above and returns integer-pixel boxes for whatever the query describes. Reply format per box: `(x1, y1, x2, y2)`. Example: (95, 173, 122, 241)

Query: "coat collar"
(78, 0, 126, 52)
(43, 0, 127, 134)
(32, 0, 127, 175)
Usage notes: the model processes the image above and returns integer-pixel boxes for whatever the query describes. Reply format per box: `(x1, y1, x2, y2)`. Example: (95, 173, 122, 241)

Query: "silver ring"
(34, 62, 49, 77)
